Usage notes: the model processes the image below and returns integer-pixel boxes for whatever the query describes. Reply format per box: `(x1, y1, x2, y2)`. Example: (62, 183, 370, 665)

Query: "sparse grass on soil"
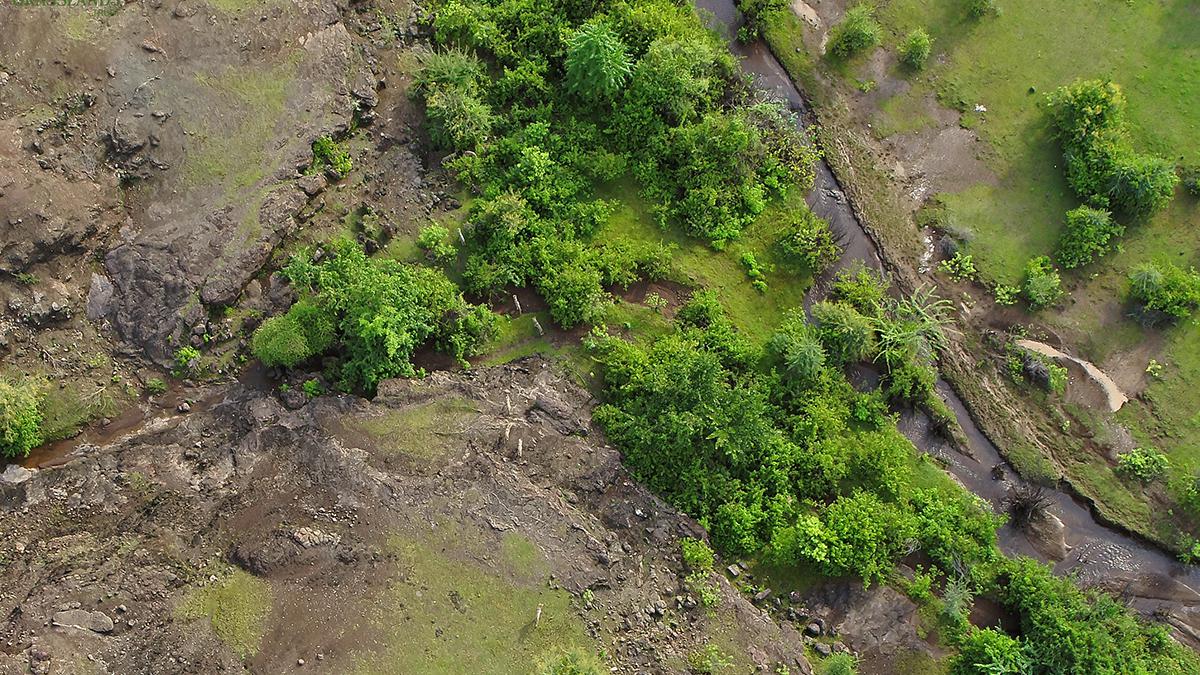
(347, 398, 478, 461)
(176, 568, 273, 659)
(349, 528, 598, 675)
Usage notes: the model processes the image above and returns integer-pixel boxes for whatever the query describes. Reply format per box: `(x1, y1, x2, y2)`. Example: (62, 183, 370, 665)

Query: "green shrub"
(145, 378, 167, 395)
(937, 252, 977, 281)
(540, 649, 605, 675)
(1180, 163, 1200, 196)
(565, 21, 631, 102)
(1055, 206, 1123, 269)
(737, 0, 788, 40)
(174, 346, 202, 375)
(1021, 256, 1062, 310)
(1046, 80, 1177, 215)
(819, 653, 858, 675)
(811, 301, 877, 364)
(310, 136, 352, 178)
(949, 627, 1029, 675)
(414, 48, 485, 96)
(251, 315, 313, 368)
(992, 284, 1020, 306)
(687, 644, 732, 674)
(776, 208, 841, 274)
(829, 5, 881, 58)
(898, 28, 932, 70)
(681, 537, 716, 571)
(830, 265, 889, 315)
(967, 0, 998, 18)
(1128, 262, 1200, 322)
(740, 251, 770, 293)
(1116, 447, 1168, 482)
(425, 86, 494, 151)
(302, 378, 324, 398)
(283, 239, 498, 391)
(770, 311, 828, 385)
(0, 378, 43, 459)
(416, 224, 457, 264)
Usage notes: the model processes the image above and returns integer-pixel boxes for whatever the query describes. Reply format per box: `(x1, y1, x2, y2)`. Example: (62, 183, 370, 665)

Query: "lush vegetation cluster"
(950, 557, 1199, 674)
(0, 378, 42, 459)
(828, 5, 881, 59)
(898, 28, 932, 70)
(418, 0, 822, 329)
(1046, 80, 1178, 216)
(775, 208, 841, 274)
(591, 291, 995, 584)
(252, 238, 498, 392)
(1128, 262, 1200, 324)
(1055, 205, 1124, 269)
(1021, 255, 1063, 310)
(310, 135, 353, 178)
(1116, 446, 1169, 483)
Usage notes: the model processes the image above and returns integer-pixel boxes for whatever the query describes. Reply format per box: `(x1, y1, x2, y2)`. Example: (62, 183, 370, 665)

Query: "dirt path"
(1016, 339, 1130, 412)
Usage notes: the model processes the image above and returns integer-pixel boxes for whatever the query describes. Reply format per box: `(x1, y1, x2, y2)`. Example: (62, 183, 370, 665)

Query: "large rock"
(1026, 511, 1070, 561)
(51, 610, 113, 633)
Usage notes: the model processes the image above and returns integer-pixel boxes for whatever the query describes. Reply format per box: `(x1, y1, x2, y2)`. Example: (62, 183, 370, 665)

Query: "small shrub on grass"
(145, 378, 167, 395)
(1116, 447, 1168, 483)
(1180, 163, 1200, 196)
(0, 378, 42, 459)
(1128, 262, 1200, 323)
(1055, 206, 1123, 269)
(1021, 256, 1062, 310)
(302, 378, 324, 398)
(416, 224, 457, 264)
(540, 649, 606, 675)
(898, 28, 932, 70)
(967, 0, 998, 18)
(776, 208, 841, 274)
(740, 251, 770, 293)
(425, 87, 494, 151)
(310, 136, 352, 178)
(937, 252, 977, 281)
(828, 5, 881, 59)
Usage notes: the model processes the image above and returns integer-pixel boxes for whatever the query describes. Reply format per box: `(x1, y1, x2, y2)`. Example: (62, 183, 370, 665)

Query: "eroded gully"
(693, 0, 1200, 635)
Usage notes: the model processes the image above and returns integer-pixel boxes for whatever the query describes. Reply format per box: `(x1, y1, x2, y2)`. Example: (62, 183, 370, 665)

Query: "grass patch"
(176, 568, 273, 659)
(599, 181, 814, 344)
(179, 62, 296, 191)
(349, 530, 598, 674)
(347, 398, 478, 461)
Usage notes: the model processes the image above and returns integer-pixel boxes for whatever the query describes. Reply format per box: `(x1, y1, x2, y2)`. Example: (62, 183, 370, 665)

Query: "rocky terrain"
(0, 358, 942, 673)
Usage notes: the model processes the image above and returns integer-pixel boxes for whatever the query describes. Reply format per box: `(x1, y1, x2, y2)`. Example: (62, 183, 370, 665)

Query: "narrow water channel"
(693, 0, 1200, 632)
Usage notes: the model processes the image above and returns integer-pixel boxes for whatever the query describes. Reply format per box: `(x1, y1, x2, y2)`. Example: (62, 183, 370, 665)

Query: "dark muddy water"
(695, 0, 1200, 626)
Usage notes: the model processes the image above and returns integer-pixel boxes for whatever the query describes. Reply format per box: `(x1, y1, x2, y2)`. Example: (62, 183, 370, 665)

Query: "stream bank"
(695, 0, 1200, 639)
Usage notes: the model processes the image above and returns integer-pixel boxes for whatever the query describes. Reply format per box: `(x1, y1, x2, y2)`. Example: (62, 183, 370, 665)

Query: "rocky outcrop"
(0, 359, 815, 674)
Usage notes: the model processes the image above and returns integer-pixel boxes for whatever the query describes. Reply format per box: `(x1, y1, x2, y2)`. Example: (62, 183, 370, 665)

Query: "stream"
(5, 0, 1198, 644)
(695, 0, 1200, 635)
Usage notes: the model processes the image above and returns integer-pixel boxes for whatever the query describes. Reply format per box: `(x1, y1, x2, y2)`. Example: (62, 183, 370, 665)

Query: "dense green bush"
(1055, 205, 1123, 269)
(898, 28, 932, 70)
(1180, 163, 1200, 196)
(278, 239, 498, 391)
(1021, 256, 1063, 309)
(828, 5, 881, 58)
(1046, 80, 1178, 215)
(0, 378, 42, 458)
(811, 300, 877, 365)
(426, 86, 494, 151)
(565, 21, 631, 102)
(416, 224, 457, 264)
(736, 0, 788, 40)
(1128, 261, 1200, 323)
(776, 208, 841, 274)
(251, 315, 314, 368)
(1116, 447, 1169, 482)
(949, 627, 1029, 675)
(310, 136, 352, 178)
(967, 0, 998, 18)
